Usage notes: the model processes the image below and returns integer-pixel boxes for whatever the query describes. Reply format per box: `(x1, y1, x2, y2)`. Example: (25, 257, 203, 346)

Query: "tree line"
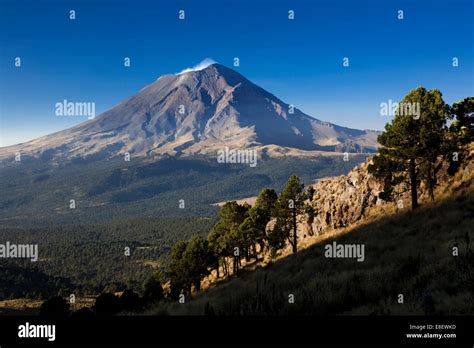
(167, 176, 315, 298)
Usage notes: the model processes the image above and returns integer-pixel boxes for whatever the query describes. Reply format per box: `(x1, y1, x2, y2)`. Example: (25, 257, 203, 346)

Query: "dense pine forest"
(0, 154, 365, 227)
(0, 217, 214, 299)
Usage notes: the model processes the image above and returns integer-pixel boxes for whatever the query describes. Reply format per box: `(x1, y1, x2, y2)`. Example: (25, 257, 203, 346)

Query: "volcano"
(0, 63, 379, 160)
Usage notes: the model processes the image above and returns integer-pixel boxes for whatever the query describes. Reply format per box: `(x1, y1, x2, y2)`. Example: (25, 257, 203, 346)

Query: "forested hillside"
(149, 188, 473, 315)
(0, 155, 365, 227)
(0, 217, 214, 299)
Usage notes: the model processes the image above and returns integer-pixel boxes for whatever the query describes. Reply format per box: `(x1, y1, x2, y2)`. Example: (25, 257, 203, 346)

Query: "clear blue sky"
(0, 0, 472, 146)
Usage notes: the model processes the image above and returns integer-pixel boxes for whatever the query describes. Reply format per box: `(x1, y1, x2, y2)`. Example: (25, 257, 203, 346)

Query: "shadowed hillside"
(146, 137, 474, 316)
(147, 189, 473, 315)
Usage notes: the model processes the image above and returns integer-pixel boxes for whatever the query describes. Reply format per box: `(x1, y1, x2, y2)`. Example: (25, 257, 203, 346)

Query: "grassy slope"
(149, 190, 474, 315)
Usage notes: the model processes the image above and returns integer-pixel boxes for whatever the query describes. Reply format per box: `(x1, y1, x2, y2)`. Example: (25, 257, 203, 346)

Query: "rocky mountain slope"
(0, 64, 379, 161)
(297, 143, 474, 239)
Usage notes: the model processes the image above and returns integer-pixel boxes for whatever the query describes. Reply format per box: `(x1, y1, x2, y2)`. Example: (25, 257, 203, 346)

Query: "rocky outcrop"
(308, 161, 382, 235)
(301, 143, 474, 238)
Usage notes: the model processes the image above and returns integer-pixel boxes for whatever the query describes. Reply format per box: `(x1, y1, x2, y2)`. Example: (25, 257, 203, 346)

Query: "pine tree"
(254, 188, 278, 221)
(143, 271, 164, 304)
(168, 240, 189, 298)
(208, 222, 229, 277)
(275, 175, 309, 253)
(369, 87, 448, 209)
(450, 97, 474, 145)
(207, 202, 249, 276)
(244, 188, 278, 256)
(181, 236, 213, 291)
(444, 97, 474, 174)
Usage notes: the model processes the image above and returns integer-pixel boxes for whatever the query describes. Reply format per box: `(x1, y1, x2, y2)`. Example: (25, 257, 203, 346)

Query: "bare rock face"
(305, 143, 474, 237)
(309, 160, 382, 235)
(264, 146, 473, 247)
(265, 159, 384, 241)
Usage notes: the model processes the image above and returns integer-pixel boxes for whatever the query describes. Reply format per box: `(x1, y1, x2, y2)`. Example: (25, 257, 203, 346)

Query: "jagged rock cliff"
(308, 161, 383, 235)
(300, 143, 474, 238)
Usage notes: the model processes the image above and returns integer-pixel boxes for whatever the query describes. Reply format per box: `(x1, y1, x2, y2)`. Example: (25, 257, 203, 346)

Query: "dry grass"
(147, 156, 473, 315)
(0, 296, 96, 315)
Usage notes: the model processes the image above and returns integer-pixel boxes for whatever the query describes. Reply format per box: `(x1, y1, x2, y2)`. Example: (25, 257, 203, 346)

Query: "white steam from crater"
(177, 58, 217, 75)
